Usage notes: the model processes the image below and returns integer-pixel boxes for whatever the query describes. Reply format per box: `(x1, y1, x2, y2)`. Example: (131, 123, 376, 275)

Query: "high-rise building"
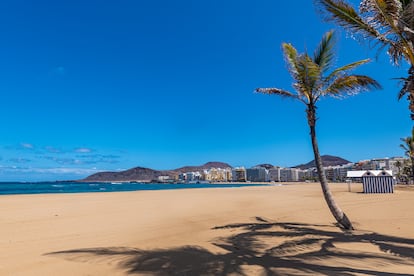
(246, 167, 268, 182)
(204, 168, 232, 182)
(280, 168, 300, 182)
(268, 167, 281, 182)
(232, 167, 247, 182)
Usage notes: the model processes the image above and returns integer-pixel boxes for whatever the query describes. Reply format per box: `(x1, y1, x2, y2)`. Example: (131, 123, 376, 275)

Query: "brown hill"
(173, 162, 232, 174)
(293, 155, 351, 170)
(82, 167, 175, 182)
(81, 162, 232, 182)
(254, 164, 275, 169)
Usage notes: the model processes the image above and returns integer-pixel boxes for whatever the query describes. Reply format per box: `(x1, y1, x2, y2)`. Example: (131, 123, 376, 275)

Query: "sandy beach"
(1, 183, 414, 275)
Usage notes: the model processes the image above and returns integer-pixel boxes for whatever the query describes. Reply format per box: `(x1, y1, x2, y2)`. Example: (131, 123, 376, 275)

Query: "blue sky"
(0, 0, 411, 181)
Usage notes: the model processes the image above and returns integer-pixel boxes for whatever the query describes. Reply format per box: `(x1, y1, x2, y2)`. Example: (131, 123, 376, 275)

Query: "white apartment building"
(268, 167, 281, 182)
(232, 167, 247, 182)
(280, 168, 300, 182)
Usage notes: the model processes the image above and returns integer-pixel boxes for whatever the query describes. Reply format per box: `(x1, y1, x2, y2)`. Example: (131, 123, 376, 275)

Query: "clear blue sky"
(0, 0, 411, 181)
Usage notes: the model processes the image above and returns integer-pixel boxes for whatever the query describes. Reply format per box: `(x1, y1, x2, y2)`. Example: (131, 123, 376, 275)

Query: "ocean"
(0, 182, 270, 195)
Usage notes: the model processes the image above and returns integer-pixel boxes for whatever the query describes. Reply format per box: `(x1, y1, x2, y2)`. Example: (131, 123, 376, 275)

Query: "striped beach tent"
(347, 170, 395, 193)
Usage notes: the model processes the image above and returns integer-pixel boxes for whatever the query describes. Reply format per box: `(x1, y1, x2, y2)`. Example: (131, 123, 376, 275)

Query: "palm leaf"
(317, 0, 414, 65)
(360, 0, 402, 30)
(400, 135, 414, 158)
(400, 142, 409, 157)
(396, 76, 413, 99)
(401, 1, 414, 33)
(295, 54, 321, 97)
(282, 43, 299, 77)
(316, 0, 382, 41)
(255, 88, 297, 99)
(387, 42, 407, 65)
(360, 0, 409, 64)
(325, 75, 382, 98)
(395, 66, 414, 118)
(325, 59, 371, 82)
(313, 30, 336, 73)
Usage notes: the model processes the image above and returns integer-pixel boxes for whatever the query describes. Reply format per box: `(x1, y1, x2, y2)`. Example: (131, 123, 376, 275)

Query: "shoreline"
(0, 181, 274, 197)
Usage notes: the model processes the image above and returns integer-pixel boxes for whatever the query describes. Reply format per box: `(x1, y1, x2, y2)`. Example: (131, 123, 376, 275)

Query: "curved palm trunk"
(307, 105, 353, 230)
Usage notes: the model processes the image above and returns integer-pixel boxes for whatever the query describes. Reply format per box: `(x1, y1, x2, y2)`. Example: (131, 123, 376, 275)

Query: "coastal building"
(157, 175, 175, 183)
(387, 157, 407, 178)
(232, 167, 247, 182)
(246, 167, 268, 182)
(325, 167, 335, 181)
(204, 168, 232, 182)
(301, 168, 317, 181)
(186, 172, 196, 182)
(179, 171, 203, 183)
(268, 167, 281, 182)
(354, 160, 377, 171)
(280, 168, 300, 182)
(324, 163, 354, 182)
(336, 164, 354, 182)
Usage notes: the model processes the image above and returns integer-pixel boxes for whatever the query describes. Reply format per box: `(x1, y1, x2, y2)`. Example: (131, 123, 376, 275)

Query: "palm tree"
(256, 31, 381, 230)
(400, 127, 414, 182)
(316, 0, 414, 119)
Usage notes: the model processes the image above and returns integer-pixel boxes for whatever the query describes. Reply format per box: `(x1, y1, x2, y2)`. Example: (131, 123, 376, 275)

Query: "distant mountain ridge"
(82, 162, 232, 182)
(172, 162, 232, 174)
(293, 155, 351, 170)
(81, 156, 351, 182)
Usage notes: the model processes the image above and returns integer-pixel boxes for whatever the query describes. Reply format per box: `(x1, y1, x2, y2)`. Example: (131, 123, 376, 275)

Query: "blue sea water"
(0, 182, 270, 195)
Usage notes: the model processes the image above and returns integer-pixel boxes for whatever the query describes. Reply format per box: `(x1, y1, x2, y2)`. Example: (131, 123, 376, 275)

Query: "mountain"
(82, 167, 175, 182)
(293, 155, 351, 170)
(81, 162, 232, 182)
(254, 164, 274, 169)
(172, 162, 232, 173)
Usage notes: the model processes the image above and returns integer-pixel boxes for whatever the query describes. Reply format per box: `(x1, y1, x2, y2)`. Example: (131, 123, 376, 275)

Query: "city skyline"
(87, 156, 404, 184)
(0, 0, 411, 181)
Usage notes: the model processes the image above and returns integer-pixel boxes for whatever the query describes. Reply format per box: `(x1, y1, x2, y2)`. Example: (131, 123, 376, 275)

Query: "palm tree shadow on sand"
(46, 217, 414, 275)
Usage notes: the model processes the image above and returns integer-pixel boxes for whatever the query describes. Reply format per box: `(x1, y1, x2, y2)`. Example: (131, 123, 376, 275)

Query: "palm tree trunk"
(411, 157, 414, 184)
(307, 105, 354, 230)
(406, 66, 414, 120)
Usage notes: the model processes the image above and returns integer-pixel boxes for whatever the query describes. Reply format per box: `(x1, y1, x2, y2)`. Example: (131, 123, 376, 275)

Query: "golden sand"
(0, 183, 413, 275)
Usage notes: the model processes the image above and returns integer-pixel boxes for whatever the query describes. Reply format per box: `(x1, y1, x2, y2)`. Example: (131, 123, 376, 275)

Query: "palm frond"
(397, 80, 408, 99)
(295, 54, 321, 98)
(396, 76, 414, 100)
(360, 0, 402, 29)
(400, 133, 414, 158)
(318, 0, 414, 67)
(400, 0, 412, 8)
(313, 30, 336, 73)
(400, 141, 409, 153)
(316, 0, 382, 41)
(395, 66, 414, 118)
(255, 88, 297, 99)
(325, 59, 371, 82)
(397, 65, 414, 99)
(388, 42, 407, 65)
(401, 1, 414, 33)
(282, 43, 299, 77)
(360, 0, 408, 64)
(325, 75, 382, 98)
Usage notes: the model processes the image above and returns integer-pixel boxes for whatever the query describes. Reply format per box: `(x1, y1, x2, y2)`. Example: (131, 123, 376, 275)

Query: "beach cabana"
(347, 170, 395, 193)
